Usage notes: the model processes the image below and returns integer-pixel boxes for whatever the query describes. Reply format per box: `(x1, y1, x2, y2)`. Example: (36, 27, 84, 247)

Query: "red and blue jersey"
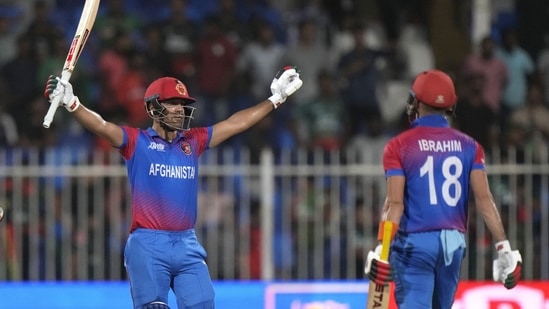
(118, 126, 212, 232)
(383, 114, 485, 233)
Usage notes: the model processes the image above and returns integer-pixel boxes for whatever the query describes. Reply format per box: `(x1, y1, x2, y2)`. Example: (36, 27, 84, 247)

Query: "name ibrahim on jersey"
(364, 69, 522, 309)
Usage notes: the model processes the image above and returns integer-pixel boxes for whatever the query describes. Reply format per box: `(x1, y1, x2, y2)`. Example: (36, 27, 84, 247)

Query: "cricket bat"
(43, 0, 100, 128)
(366, 221, 393, 309)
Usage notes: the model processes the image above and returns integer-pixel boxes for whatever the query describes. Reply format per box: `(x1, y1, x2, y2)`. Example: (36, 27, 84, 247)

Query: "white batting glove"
(492, 240, 522, 289)
(268, 66, 303, 109)
(364, 244, 393, 286)
(44, 75, 80, 112)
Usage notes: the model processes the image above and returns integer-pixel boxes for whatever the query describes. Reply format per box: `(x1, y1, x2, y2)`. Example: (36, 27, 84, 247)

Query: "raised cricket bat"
(366, 221, 393, 309)
(43, 0, 100, 128)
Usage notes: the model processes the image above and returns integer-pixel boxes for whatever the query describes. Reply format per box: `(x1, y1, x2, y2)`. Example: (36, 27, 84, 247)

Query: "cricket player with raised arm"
(363, 69, 522, 308)
(44, 67, 303, 309)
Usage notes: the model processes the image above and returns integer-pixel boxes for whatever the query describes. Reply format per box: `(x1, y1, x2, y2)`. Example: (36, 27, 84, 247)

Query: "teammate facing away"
(44, 67, 303, 309)
(364, 69, 522, 308)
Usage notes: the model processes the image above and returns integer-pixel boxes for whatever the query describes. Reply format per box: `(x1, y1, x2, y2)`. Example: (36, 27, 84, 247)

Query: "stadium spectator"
(330, 12, 387, 68)
(96, 28, 134, 119)
(337, 20, 383, 137)
(508, 82, 549, 162)
(294, 69, 349, 151)
(193, 14, 238, 125)
(154, 0, 200, 67)
(214, 0, 252, 50)
(397, 9, 435, 80)
(236, 18, 286, 102)
(0, 35, 39, 126)
(0, 5, 23, 67)
(0, 81, 18, 147)
(23, 0, 64, 62)
(17, 94, 56, 148)
(462, 35, 508, 116)
(537, 33, 549, 103)
(94, 0, 142, 50)
(496, 28, 535, 129)
(139, 25, 171, 77)
(283, 18, 331, 104)
(112, 51, 151, 128)
(454, 72, 499, 151)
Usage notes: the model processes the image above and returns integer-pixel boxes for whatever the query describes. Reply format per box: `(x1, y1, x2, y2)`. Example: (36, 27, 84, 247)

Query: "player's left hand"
(268, 66, 303, 109)
(492, 240, 522, 289)
(364, 244, 393, 286)
(44, 75, 80, 112)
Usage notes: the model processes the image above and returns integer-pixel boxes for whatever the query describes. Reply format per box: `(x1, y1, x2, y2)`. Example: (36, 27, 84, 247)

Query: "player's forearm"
(72, 104, 123, 146)
(209, 100, 274, 148)
(73, 104, 107, 130)
(225, 100, 273, 132)
(382, 200, 404, 223)
(382, 176, 405, 224)
(375, 199, 403, 244)
(476, 198, 507, 242)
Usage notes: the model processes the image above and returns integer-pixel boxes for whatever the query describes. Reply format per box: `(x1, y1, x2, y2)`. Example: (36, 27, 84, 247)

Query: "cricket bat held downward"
(366, 222, 393, 309)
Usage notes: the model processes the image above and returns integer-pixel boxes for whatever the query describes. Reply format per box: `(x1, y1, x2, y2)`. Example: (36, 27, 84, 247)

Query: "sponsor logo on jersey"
(148, 142, 166, 152)
(182, 142, 192, 155)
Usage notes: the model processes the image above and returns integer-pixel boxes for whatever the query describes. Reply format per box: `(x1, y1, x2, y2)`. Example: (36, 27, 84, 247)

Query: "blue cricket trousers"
(390, 230, 466, 309)
(124, 228, 215, 309)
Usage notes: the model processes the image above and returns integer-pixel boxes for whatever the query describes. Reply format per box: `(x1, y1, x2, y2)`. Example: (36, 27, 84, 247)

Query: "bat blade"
(366, 222, 393, 309)
(366, 281, 391, 309)
(43, 0, 100, 128)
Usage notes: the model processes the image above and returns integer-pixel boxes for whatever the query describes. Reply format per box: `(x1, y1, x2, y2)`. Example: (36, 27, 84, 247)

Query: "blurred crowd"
(0, 0, 548, 162)
(1, 0, 549, 281)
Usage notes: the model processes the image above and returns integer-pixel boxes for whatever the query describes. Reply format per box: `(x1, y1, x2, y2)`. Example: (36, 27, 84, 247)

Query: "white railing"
(0, 146, 547, 281)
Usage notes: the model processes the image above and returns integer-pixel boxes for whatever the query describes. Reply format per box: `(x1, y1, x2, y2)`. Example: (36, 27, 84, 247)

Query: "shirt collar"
(410, 114, 450, 129)
(147, 127, 183, 141)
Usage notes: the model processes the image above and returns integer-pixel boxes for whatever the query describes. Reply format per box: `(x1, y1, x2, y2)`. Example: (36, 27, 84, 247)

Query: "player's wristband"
(66, 96, 81, 112)
(495, 240, 511, 252)
(377, 221, 398, 242)
(267, 93, 283, 109)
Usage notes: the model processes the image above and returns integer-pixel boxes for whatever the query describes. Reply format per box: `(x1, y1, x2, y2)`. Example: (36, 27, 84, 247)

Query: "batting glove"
(492, 240, 522, 289)
(44, 75, 80, 112)
(364, 244, 393, 286)
(268, 66, 303, 109)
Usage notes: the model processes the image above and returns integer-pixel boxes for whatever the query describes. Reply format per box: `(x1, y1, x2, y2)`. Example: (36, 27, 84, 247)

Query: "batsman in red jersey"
(44, 67, 302, 309)
(364, 70, 522, 308)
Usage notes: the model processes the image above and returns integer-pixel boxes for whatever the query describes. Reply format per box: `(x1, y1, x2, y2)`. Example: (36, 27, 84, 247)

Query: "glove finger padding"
(502, 250, 522, 289)
(503, 262, 521, 289)
(44, 75, 59, 99)
(275, 66, 300, 91)
(283, 76, 303, 97)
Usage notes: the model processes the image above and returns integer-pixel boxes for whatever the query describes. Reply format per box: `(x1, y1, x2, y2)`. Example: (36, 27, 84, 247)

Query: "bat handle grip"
(43, 96, 61, 128)
(380, 221, 394, 261)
